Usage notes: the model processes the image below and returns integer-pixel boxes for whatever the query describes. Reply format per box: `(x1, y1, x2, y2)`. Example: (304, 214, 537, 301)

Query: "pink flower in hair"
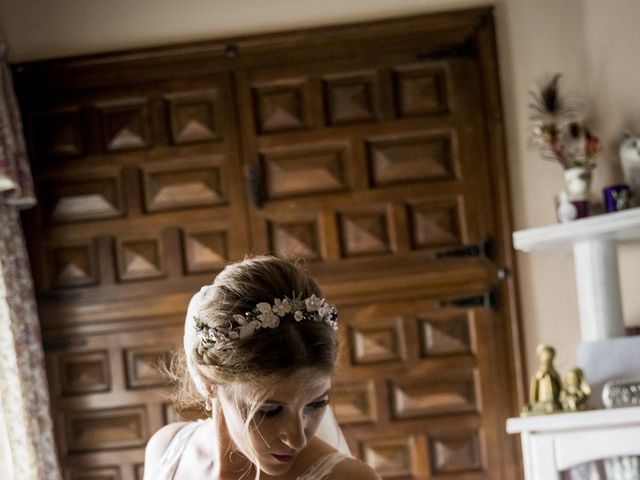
(305, 295, 322, 312)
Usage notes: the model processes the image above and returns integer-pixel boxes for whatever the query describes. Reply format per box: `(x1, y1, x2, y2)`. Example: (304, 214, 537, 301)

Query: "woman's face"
(218, 368, 332, 476)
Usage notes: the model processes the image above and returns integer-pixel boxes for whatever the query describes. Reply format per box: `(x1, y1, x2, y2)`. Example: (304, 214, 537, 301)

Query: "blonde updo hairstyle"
(173, 256, 339, 474)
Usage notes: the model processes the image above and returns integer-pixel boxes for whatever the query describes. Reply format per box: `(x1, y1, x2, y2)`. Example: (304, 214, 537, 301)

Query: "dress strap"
(153, 421, 203, 480)
(297, 452, 347, 480)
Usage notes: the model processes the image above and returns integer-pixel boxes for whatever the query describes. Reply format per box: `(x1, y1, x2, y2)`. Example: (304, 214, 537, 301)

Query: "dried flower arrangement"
(529, 74, 601, 170)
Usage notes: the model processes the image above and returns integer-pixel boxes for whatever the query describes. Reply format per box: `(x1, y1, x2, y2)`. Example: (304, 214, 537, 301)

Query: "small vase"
(564, 166, 592, 200)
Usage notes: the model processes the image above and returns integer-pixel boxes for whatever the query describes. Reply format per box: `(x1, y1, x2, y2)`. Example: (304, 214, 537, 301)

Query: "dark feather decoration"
(528, 73, 573, 120)
(527, 73, 600, 170)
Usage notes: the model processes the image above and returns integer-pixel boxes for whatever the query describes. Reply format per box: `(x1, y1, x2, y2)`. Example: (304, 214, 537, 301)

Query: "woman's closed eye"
(258, 405, 283, 418)
(257, 398, 329, 418)
(308, 398, 330, 410)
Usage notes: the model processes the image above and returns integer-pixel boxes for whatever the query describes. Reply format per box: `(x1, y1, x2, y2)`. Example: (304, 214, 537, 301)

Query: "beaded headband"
(194, 294, 338, 344)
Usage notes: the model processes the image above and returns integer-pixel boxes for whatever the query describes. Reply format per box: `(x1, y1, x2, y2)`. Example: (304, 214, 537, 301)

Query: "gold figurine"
(522, 344, 563, 416)
(560, 367, 591, 412)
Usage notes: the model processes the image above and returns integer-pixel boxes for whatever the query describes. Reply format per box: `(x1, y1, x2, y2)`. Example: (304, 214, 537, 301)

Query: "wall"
(1, 0, 639, 385)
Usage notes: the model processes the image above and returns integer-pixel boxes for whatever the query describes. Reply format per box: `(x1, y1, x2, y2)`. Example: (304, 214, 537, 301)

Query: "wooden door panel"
(23, 73, 250, 313)
(239, 56, 490, 271)
(22, 73, 250, 479)
(333, 293, 503, 479)
(46, 322, 182, 480)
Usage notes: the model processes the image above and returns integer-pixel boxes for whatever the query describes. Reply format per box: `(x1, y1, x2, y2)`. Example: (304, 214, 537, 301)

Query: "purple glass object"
(554, 193, 590, 222)
(572, 200, 589, 218)
(603, 184, 631, 212)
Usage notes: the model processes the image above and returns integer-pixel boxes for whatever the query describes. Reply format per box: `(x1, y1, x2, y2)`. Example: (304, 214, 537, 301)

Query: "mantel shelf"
(507, 406, 640, 435)
(513, 207, 640, 254)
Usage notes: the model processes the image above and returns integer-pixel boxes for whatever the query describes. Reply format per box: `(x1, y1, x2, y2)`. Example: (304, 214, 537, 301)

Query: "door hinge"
(439, 290, 499, 311)
(431, 238, 495, 261)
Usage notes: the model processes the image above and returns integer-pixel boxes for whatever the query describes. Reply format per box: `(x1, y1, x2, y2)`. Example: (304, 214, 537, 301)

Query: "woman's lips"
(272, 454, 295, 463)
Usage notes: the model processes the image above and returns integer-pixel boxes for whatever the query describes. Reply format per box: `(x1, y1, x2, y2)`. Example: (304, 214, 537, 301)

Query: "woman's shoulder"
(325, 457, 381, 480)
(144, 421, 192, 466)
(302, 438, 380, 480)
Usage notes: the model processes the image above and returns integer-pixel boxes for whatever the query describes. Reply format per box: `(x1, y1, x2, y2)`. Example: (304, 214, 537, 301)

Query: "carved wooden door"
(235, 25, 520, 480)
(19, 72, 252, 480)
(15, 8, 522, 480)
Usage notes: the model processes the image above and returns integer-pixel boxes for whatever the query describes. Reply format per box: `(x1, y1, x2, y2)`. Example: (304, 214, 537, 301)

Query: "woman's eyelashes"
(308, 398, 330, 410)
(258, 405, 283, 418)
(257, 398, 329, 418)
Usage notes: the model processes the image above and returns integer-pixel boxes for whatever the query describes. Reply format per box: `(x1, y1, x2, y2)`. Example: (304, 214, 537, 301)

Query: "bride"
(144, 256, 380, 480)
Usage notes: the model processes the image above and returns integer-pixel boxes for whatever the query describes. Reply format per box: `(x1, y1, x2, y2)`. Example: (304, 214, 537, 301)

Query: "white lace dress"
(152, 421, 347, 480)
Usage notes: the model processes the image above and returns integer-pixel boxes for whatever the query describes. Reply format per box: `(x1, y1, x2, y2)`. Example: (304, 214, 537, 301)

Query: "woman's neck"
(207, 400, 255, 478)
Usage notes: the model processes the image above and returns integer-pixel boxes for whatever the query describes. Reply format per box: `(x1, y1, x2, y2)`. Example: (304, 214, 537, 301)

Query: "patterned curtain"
(562, 456, 640, 479)
(0, 40, 62, 480)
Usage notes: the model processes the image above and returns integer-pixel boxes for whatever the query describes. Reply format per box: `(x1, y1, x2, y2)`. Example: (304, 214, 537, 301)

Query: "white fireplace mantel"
(513, 207, 640, 342)
(507, 406, 640, 479)
(510, 208, 640, 480)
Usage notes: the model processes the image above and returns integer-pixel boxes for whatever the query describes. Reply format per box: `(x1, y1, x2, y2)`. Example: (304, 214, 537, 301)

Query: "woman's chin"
(259, 455, 296, 475)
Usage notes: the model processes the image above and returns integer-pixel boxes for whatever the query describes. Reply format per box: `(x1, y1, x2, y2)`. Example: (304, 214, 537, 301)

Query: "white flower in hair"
(260, 312, 280, 328)
(305, 294, 322, 312)
(239, 322, 258, 338)
(318, 302, 333, 319)
(273, 298, 291, 316)
(256, 302, 272, 314)
(294, 310, 304, 321)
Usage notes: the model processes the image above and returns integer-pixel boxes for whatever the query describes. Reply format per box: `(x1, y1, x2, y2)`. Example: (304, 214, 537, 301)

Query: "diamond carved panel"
(420, 312, 473, 357)
(49, 243, 98, 288)
(333, 380, 377, 425)
(59, 350, 111, 395)
(65, 406, 149, 453)
(339, 209, 391, 257)
(362, 438, 414, 479)
(253, 82, 307, 133)
(182, 228, 228, 274)
(349, 316, 405, 364)
(407, 198, 462, 250)
(260, 144, 350, 199)
(367, 133, 454, 187)
(97, 99, 150, 151)
(165, 90, 221, 144)
(43, 174, 125, 224)
(269, 220, 321, 260)
(124, 346, 170, 389)
(33, 107, 84, 157)
(116, 237, 164, 282)
(429, 431, 483, 474)
(323, 73, 376, 125)
(68, 466, 122, 480)
(393, 66, 448, 117)
(390, 369, 478, 419)
(141, 157, 226, 212)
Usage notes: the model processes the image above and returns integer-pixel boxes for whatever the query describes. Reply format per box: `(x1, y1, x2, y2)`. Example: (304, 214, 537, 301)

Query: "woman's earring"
(205, 397, 212, 412)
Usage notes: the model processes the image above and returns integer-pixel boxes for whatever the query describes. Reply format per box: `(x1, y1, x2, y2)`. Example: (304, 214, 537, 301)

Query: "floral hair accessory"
(194, 294, 338, 344)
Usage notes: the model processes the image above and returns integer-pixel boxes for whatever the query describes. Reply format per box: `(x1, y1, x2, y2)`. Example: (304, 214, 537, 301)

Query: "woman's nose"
(280, 416, 306, 450)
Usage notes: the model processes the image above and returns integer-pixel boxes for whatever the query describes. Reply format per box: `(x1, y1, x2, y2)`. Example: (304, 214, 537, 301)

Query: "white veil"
(316, 405, 352, 456)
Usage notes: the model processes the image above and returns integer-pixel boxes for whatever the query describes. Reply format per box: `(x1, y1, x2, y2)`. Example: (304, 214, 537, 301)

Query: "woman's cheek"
(305, 409, 325, 436)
